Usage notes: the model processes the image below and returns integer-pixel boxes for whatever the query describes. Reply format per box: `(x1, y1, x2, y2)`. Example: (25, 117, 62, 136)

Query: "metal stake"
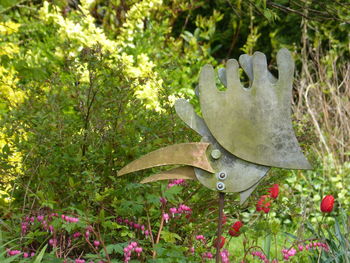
(216, 192, 225, 263)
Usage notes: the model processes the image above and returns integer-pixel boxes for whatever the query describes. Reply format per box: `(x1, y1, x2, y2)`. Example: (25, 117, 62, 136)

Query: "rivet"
(216, 182, 225, 191)
(217, 172, 227, 180)
(211, 149, 222, 159)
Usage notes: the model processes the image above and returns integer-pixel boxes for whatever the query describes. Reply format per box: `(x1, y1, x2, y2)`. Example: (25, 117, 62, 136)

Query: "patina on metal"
(117, 142, 215, 176)
(175, 98, 269, 199)
(199, 48, 311, 169)
(118, 48, 311, 204)
(140, 166, 196, 184)
(118, 48, 312, 263)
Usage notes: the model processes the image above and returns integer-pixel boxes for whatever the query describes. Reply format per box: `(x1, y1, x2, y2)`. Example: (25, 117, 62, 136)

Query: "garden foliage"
(0, 0, 349, 262)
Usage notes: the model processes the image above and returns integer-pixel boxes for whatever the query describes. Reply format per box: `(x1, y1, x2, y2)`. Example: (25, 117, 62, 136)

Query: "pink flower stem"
(243, 245, 265, 262)
(153, 212, 165, 258)
(96, 225, 111, 263)
(145, 207, 156, 258)
(85, 226, 110, 263)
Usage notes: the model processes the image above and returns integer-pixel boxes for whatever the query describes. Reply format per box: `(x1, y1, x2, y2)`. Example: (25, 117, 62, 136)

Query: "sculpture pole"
(216, 192, 225, 262)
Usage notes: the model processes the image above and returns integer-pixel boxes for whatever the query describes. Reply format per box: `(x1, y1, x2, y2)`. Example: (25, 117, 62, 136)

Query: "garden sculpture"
(118, 48, 311, 262)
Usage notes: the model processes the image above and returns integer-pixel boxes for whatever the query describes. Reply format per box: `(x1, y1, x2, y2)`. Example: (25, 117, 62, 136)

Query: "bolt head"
(211, 149, 222, 160)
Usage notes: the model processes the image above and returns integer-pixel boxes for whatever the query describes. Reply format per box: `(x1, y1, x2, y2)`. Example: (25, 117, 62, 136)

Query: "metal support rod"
(216, 192, 225, 263)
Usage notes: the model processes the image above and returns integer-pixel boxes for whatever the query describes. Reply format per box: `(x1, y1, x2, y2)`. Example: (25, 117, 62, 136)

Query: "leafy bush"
(0, 0, 349, 262)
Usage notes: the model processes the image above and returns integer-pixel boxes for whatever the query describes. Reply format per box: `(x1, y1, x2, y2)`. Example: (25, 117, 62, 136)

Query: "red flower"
(229, 221, 243, 237)
(268, 184, 279, 199)
(213, 236, 226, 249)
(256, 195, 271, 213)
(232, 221, 243, 232)
(320, 195, 334, 213)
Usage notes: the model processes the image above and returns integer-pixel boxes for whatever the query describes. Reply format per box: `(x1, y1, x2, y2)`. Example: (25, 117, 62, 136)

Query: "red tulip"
(268, 184, 279, 199)
(213, 236, 225, 249)
(229, 221, 243, 237)
(232, 221, 243, 232)
(256, 195, 271, 213)
(320, 195, 334, 213)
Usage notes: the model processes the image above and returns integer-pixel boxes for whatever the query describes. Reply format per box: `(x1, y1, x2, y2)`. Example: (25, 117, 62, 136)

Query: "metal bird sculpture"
(118, 48, 311, 204)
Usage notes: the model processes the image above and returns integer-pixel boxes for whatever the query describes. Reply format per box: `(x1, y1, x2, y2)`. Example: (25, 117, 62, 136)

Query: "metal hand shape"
(200, 49, 311, 169)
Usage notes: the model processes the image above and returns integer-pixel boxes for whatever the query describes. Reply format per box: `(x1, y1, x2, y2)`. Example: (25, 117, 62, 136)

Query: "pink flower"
(252, 251, 268, 261)
(93, 240, 100, 247)
(196, 235, 205, 241)
(37, 215, 44, 222)
(73, 232, 81, 238)
(8, 250, 21, 256)
(202, 252, 213, 259)
(130, 242, 138, 248)
(135, 247, 142, 256)
(163, 213, 170, 223)
(23, 252, 29, 258)
(220, 249, 230, 263)
(49, 238, 57, 246)
(159, 197, 167, 205)
(167, 179, 185, 188)
(169, 207, 177, 217)
(178, 204, 191, 213)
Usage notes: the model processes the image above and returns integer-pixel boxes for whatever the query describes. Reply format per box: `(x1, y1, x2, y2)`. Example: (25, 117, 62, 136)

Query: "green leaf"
(33, 244, 48, 263)
(161, 230, 182, 243)
(1, 254, 21, 263)
(263, 234, 271, 259)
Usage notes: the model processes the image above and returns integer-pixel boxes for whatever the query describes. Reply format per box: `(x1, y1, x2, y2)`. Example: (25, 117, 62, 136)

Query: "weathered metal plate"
(199, 48, 311, 169)
(175, 99, 210, 137)
(175, 99, 269, 193)
(194, 140, 269, 193)
(239, 180, 261, 205)
(140, 166, 196, 184)
(238, 54, 277, 84)
(117, 142, 215, 176)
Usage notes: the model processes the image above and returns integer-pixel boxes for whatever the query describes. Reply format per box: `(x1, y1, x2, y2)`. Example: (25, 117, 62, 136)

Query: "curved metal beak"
(140, 166, 197, 184)
(117, 142, 215, 176)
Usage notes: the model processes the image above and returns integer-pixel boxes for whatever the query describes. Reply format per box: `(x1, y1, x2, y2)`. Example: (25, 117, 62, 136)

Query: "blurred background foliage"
(0, 0, 349, 252)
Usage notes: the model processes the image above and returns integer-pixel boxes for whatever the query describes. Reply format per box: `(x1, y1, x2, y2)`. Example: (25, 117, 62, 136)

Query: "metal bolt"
(211, 149, 222, 160)
(216, 182, 225, 191)
(217, 172, 227, 180)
